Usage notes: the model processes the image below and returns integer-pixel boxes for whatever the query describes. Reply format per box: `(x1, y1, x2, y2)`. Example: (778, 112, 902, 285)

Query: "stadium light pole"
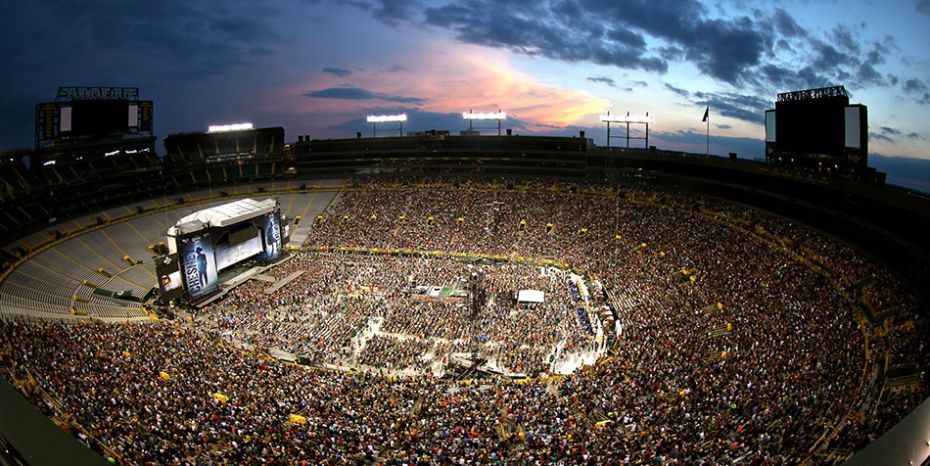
(366, 114, 407, 137)
(462, 110, 507, 136)
(600, 112, 653, 148)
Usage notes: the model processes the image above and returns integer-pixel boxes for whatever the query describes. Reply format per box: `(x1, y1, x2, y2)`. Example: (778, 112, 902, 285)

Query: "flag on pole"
(702, 106, 709, 122)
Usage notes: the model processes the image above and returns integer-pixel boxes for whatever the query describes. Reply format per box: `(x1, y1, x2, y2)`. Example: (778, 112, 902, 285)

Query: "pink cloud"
(260, 44, 608, 136)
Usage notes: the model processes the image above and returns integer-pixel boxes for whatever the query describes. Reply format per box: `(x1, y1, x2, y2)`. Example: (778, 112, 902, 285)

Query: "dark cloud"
(830, 24, 859, 54)
(6, 0, 283, 79)
(664, 83, 691, 99)
(716, 123, 732, 130)
(903, 79, 930, 105)
(248, 46, 275, 56)
(628, 80, 649, 88)
(304, 86, 424, 104)
(423, 1, 668, 74)
(322, 67, 352, 78)
(917, 0, 930, 15)
(693, 91, 769, 124)
(772, 8, 805, 38)
(658, 46, 685, 61)
(869, 132, 894, 143)
(351, 1, 901, 97)
(370, 0, 420, 26)
(587, 76, 617, 87)
(907, 132, 922, 140)
(811, 41, 857, 70)
(880, 126, 902, 136)
(580, 0, 767, 84)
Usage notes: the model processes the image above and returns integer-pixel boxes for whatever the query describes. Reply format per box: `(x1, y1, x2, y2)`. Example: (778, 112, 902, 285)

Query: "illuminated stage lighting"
(366, 114, 407, 123)
(207, 123, 254, 133)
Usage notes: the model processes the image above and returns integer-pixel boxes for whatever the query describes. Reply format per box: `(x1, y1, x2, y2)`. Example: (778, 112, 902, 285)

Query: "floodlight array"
(599, 114, 654, 124)
(366, 114, 408, 123)
(207, 123, 254, 133)
(463, 111, 507, 120)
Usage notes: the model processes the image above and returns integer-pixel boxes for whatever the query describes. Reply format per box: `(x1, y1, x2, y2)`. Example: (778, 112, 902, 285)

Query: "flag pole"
(706, 106, 710, 156)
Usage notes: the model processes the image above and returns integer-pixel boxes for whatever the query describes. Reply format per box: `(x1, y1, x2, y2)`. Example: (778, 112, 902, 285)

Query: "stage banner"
(261, 208, 282, 261)
(178, 231, 219, 299)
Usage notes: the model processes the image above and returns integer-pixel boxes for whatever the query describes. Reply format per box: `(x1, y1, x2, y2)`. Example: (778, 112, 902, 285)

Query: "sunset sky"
(1, 0, 928, 166)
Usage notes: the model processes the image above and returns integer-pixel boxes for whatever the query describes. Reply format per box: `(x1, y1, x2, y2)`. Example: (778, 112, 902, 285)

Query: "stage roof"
(172, 198, 275, 234)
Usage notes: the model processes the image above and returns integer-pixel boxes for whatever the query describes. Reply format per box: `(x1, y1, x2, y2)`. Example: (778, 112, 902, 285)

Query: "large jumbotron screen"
(774, 97, 847, 156)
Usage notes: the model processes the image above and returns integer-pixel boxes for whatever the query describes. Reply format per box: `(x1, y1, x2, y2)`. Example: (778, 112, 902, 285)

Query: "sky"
(1, 0, 929, 186)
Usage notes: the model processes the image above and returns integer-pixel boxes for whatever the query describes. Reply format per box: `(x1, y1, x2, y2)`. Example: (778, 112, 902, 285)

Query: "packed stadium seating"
(1, 135, 929, 464)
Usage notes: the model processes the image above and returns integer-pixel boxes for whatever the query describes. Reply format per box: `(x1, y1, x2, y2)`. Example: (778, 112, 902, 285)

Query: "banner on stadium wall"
(178, 231, 219, 299)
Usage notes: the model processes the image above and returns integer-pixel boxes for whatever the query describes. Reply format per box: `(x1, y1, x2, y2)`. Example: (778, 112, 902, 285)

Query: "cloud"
(304, 86, 424, 104)
(716, 123, 732, 130)
(693, 91, 769, 124)
(917, 0, 930, 15)
(880, 126, 901, 136)
(322, 67, 352, 77)
(907, 132, 922, 140)
(370, 0, 420, 26)
(903, 79, 930, 105)
(830, 24, 860, 54)
(580, 0, 768, 84)
(772, 8, 805, 37)
(587, 76, 617, 87)
(4, 0, 284, 80)
(340, 0, 904, 98)
(628, 80, 648, 88)
(664, 83, 691, 99)
(422, 1, 668, 74)
(869, 132, 894, 143)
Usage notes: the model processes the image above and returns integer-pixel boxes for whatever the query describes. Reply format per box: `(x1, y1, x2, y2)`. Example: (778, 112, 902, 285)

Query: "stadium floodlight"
(366, 114, 407, 123)
(366, 114, 407, 137)
(463, 110, 507, 135)
(462, 111, 506, 120)
(601, 111, 653, 148)
(599, 113, 654, 124)
(207, 123, 254, 133)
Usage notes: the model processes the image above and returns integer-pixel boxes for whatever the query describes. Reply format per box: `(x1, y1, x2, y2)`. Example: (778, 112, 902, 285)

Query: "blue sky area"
(1, 0, 928, 189)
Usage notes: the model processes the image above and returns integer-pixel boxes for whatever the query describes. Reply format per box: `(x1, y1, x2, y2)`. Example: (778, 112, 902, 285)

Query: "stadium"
(0, 86, 929, 466)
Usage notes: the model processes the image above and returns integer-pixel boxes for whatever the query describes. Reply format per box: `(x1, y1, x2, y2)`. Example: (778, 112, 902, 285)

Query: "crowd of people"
(201, 251, 596, 376)
(0, 175, 927, 465)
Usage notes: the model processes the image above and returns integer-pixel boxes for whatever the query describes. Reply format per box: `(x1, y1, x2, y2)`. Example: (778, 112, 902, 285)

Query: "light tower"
(462, 110, 506, 135)
(366, 114, 407, 137)
(600, 111, 653, 148)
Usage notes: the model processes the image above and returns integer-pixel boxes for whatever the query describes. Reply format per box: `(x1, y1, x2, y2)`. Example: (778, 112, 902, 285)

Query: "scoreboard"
(35, 87, 153, 149)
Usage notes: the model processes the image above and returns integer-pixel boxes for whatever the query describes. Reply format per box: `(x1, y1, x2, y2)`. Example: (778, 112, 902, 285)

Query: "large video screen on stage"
(215, 234, 263, 271)
(178, 231, 219, 299)
(155, 253, 184, 300)
(261, 208, 282, 261)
